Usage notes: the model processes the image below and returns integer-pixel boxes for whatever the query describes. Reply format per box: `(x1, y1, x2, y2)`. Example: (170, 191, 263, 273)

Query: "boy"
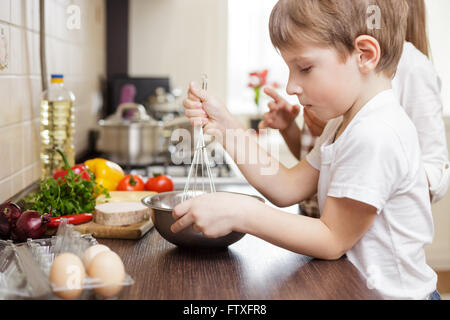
(175, 0, 438, 299)
(260, 0, 450, 218)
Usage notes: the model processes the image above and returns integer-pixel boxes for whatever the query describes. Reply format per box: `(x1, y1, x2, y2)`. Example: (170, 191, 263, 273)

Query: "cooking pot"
(96, 103, 194, 166)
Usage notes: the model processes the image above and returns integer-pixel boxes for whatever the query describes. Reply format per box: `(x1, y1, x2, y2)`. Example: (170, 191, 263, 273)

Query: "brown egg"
(88, 251, 126, 298)
(83, 244, 111, 270)
(49, 253, 86, 300)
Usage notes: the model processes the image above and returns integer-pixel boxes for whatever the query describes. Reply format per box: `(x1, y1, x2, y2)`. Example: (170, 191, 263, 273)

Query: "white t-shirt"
(306, 89, 437, 300)
(393, 42, 450, 203)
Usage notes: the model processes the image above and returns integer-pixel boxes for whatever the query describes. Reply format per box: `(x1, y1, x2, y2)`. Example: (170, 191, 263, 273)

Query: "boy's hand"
(303, 108, 327, 137)
(183, 82, 236, 135)
(170, 193, 256, 238)
(258, 87, 300, 131)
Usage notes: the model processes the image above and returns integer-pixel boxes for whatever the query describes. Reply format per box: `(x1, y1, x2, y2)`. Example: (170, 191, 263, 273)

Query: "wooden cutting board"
(47, 191, 157, 240)
(73, 218, 154, 240)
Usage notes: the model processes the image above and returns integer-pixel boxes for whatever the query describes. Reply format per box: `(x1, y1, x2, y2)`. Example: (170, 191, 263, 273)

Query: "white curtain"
(227, 0, 298, 115)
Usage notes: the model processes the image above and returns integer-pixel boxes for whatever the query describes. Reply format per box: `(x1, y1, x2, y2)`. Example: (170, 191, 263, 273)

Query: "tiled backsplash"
(0, 0, 106, 202)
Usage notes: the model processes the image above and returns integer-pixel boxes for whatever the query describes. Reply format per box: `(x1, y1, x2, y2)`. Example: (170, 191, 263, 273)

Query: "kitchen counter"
(100, 230, 383, 300)
(8, 183, 381, 300)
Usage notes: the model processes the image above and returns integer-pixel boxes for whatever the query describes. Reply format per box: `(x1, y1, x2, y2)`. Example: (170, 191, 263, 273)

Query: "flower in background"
(248, 69, 268, 107)
(248, 69, 279, 113)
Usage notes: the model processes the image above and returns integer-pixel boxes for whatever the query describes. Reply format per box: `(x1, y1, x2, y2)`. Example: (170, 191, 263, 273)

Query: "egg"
(88, 251, 126, 298)
(83, 244, 111, 269)
(49, 253, 86, 300)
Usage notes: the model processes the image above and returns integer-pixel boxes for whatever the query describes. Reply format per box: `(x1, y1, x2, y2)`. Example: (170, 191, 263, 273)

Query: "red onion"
(0, 201, 22, 226)
(11, 211, 50, 242)
(0, 215, 10, 240)
(0, 201, 22, 239)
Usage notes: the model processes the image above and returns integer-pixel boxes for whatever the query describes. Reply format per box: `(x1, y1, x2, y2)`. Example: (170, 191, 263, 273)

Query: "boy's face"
(281, 43, 362, 121)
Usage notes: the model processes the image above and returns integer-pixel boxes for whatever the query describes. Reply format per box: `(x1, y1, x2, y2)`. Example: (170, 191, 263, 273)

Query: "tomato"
(71, 164, 91, 181)
(53, 164, 90, 184)
(145, 173, 174, 193)
(117, 174, 145, 191)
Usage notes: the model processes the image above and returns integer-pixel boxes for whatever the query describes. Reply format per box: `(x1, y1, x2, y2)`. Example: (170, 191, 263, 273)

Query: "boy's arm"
(279, 121, 302, 161)
(223, 121, 319, 207)
(238, 195, 377, 260)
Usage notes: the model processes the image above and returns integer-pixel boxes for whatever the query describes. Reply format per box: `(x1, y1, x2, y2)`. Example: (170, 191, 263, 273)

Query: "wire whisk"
(182, 74, 216, 202)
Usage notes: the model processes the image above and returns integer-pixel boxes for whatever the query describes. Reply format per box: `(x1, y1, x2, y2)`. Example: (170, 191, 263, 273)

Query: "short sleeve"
(327, 121, 409, 214)
(305, 138, 321, 170)
(306, 118, 341, 171)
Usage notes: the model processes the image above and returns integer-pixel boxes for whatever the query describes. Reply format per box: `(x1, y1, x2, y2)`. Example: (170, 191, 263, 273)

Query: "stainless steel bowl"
(141, 191, 264, 249)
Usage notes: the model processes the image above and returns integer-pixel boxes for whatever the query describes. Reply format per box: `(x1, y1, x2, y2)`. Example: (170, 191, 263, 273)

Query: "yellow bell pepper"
(84, 158, 125, 191)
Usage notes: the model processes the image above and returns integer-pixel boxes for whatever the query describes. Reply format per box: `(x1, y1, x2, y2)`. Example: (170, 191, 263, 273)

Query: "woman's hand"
(171, 192, 257, 238)
(183, 82, 237, 136)
(258, 87, 301, 131)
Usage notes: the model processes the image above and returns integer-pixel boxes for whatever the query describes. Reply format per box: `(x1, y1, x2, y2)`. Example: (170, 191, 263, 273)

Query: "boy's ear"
(354, 35, 381, 74)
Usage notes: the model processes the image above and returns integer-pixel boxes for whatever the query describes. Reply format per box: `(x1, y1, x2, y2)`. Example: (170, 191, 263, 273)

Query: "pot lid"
(99, 103, 161, 126)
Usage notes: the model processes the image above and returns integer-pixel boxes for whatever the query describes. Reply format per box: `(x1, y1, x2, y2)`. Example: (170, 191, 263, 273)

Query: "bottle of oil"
(40, 74, 76, 180)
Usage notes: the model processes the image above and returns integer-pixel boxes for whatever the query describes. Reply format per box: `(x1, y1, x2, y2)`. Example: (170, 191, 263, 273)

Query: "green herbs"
(25, 169, 109, 217)
(24, 149, 110, 216)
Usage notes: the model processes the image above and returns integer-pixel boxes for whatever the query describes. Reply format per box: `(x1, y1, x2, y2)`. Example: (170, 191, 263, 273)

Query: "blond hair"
(269, 0, 409, 77)
(405, 0, 429, 57)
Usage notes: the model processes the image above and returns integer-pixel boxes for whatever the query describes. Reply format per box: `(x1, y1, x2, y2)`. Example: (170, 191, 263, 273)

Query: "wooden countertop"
(100, 229, 383, 300)
(8, 183, 382, 300)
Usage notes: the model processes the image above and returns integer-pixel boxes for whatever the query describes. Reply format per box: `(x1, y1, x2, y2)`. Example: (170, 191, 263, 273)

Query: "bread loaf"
(94, 202, 150, 226)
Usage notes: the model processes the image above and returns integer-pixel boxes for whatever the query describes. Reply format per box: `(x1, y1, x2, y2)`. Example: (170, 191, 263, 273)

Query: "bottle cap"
(51, 74, 64, 83)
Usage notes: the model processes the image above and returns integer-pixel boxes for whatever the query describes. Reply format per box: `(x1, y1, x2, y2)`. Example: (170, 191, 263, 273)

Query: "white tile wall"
(0, 22, 10, 75)
(0, 0, 10, 24)
(0, 0, 106, 202)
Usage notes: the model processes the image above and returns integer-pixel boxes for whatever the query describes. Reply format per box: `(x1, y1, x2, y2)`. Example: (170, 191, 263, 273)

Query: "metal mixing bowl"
(141, 191, 264, 249)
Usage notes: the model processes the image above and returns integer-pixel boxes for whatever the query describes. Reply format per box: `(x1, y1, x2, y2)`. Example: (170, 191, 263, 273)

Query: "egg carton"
(0, 219, 134, 300)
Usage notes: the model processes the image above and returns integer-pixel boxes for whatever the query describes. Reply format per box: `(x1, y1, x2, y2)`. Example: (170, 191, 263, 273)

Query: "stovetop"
(125, 159, 249, 188)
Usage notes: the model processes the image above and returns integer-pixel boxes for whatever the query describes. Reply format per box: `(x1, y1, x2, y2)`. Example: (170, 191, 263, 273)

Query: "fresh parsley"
(24, 169, 109, 217)
(24, 148, 110, 216)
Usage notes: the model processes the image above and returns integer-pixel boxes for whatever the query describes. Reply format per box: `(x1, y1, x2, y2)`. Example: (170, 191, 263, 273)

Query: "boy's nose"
(286, 81, 303, 97)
